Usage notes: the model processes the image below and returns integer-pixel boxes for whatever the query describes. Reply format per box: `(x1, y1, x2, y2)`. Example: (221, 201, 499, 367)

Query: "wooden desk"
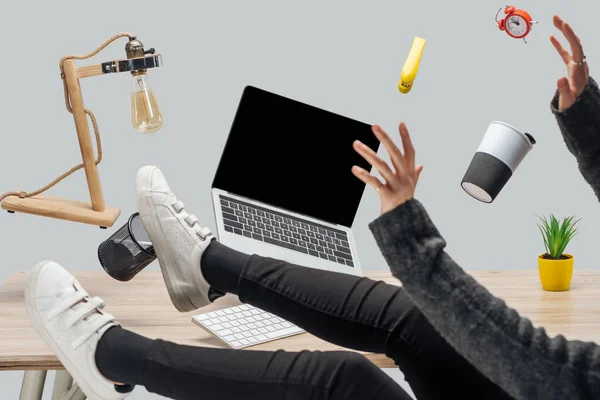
(2, 269, 600, 398)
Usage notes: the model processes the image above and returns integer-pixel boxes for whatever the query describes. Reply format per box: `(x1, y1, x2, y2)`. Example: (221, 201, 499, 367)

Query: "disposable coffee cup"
(461, 121, 535, 203)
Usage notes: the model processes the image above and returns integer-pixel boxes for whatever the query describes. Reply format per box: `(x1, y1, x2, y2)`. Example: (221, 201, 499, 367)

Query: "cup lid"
(490, 121, 535, 148)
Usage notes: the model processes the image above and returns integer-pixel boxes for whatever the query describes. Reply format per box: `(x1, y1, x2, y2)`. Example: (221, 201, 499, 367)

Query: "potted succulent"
(536, 214, 581, 291)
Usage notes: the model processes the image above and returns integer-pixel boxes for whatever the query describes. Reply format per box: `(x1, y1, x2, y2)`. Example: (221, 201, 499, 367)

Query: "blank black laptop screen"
(212, 86, 381, 228)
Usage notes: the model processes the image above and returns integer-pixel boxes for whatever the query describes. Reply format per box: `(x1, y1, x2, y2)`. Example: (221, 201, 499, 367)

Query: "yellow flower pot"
(538, 254, 574, 291)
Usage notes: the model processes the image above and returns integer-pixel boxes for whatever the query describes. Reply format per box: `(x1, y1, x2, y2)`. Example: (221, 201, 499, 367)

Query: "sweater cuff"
(368, 198, 440, 247)
(551, 77, 600, 124)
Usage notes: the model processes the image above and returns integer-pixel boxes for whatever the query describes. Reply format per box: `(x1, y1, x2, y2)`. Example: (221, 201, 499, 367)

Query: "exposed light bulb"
(131, 73, 163, 133)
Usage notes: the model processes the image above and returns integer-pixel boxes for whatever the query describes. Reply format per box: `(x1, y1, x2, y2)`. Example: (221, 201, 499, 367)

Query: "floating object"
(496, 5, 537, 43)
(461, 121, 536, 203)
(398, 36, 426, 94)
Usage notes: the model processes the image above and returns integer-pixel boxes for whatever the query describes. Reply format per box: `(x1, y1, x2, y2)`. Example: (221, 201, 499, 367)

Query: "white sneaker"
(25, 261, 128, 400)
(136, 165, 219, 312)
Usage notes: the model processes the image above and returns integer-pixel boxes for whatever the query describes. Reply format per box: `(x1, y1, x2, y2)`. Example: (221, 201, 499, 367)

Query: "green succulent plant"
(536, 214, 581, 259)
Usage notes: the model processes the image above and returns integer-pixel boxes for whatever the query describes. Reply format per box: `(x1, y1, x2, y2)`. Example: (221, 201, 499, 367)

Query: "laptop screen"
(212, 86, 381, 228)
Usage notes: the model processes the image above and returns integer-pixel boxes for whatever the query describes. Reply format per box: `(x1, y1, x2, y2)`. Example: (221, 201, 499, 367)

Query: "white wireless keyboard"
(192, 304, 305, 349)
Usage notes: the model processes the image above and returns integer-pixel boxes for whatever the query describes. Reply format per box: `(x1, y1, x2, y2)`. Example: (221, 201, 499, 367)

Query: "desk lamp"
(0, 33, 163, 228)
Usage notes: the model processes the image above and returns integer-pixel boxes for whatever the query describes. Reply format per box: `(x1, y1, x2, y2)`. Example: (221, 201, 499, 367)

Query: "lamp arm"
(0, 32, 135, 205)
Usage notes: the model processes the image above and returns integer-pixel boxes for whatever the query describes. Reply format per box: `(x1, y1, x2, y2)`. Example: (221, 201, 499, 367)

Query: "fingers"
(562, 22, 585, 62)
(415, 165, 424, 182)
(550, 35, 571, 64)
(557, 77, 575, 110)
(371, 125, 407, 176)
(398, 123, 415, 175)
(353, 140, 397, 186)
(351, 165, 386, 192)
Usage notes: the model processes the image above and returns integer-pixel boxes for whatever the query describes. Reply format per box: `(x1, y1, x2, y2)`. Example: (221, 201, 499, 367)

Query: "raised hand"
(550, 15, 590, 111)
(352, 123, 424, 215)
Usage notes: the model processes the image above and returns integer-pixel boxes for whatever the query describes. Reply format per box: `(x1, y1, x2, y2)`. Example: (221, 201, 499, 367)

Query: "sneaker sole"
(25, 261, 115, 400)
(137, 167, 201, 313)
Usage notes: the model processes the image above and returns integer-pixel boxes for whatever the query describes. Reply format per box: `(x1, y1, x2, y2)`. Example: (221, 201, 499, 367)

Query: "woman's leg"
(25, 260, 410, 400)
(202, 243, 514, 400)
(95, 326, 411, 400)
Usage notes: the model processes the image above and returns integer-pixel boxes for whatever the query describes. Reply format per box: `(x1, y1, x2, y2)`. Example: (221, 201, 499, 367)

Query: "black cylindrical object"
(98, 212, 156, 281)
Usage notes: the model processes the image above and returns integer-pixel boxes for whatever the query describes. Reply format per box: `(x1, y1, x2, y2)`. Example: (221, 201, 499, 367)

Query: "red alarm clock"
(496, 5, 537, 43)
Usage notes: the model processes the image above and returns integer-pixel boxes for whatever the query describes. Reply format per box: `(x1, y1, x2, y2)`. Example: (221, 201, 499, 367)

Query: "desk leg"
(52, 370, 74, 400)
(19, 370, 47, 400)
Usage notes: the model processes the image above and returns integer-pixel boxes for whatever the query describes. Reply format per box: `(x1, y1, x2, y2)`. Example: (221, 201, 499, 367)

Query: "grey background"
(0, 0, 597, 398)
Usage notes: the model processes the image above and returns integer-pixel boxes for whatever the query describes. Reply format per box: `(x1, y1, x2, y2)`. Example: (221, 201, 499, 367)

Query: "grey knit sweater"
(369, 77, 600, 400)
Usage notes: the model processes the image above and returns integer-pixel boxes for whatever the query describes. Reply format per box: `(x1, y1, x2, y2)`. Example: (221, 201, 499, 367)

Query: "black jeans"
(106, 255, 513, 399)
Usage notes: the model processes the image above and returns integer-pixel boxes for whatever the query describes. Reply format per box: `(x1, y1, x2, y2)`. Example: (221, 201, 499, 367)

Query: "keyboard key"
(239, 339, 250, 345)
(247, 337, 258, 343)
(253, 227, 261, 234)
(235, 210, 243, 217)
(327, 242, 336, 249)
(318, 228, 326, 234)
(337, 257, 345, 264)
(275, 227, 283, 234)
(272, 233, 280, 240)
(301, 223, 308, 229)
(230, 203, 238, 209)
(248, 220, 256, 227)
(283, 218, 291, 224)
(262, 217, 270, 224)
(325, 248, 333, 255)
(239, 205, 247, 212)
(309, 226, 317, 232)
(290, 226, 298, 233)
(249, 209, 256, 214)
(264, 236, 308, 254)
(337, 244, 351, 254)
(224, 225, 233, 233)
(327, 230, 335, 237)
(341, 240, 350, 248)
(335, 233, 347, 240)
(265, 326, 304, 339)
(257, 222, 265, 229)
(316, 233, 323, 240)
(281, 223, 289, 230)
(233, 228, 243, 235)
(274, 215, 283, 222)
(253, 215, 261, 222)
(257, 210, 264, 216)
(307, 231, 315, 238)
(243, 231, 252, 238)
(231, 340, 242, 347)
(272, 221, 280, 227)
(216, 329, 234, 337)
(334, 250, 352, 260)
(223, 212, 238, 222)
(224, 219, 243, 230)
(244, 212, 252, 219)
(291, 220, 300, 227)
(292, 233, 300, 239)
(298, 240, 306, 247)
(222, 206, 235, 214)
(319, 240, 327, 247)
(220, 199, 228, 206)
(266, 225, 274, 232)
(345, 260, 354, 267)
(252, 233, 263, 241)
(319, 252, 327, 259)
(283, 230, 291, 237)
(308, 249, 318, 257)
(262, 230, 271, 237)
(290, 238, 298, 245)
(328, 255, 336, 262)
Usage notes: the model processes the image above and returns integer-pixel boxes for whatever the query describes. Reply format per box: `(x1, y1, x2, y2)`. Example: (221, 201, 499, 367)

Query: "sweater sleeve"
(369, 199, 600, 400)
(551, 76, 600, 201)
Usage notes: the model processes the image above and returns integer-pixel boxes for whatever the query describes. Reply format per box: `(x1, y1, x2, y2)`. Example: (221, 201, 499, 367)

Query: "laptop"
(211, 86, 380, 277)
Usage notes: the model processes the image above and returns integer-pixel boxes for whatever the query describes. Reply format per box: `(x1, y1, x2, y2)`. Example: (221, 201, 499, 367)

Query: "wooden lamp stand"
(0, 33, 162, 228)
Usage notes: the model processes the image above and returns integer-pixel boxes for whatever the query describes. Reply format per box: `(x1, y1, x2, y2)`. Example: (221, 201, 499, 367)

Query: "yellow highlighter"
(398, 36, 426, 94)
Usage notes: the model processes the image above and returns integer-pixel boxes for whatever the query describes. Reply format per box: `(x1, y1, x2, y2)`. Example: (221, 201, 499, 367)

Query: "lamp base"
(1, 194, 121, 227)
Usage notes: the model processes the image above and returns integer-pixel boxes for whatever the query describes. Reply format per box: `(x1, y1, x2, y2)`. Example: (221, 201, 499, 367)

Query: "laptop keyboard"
(219, 195, 354, 267)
